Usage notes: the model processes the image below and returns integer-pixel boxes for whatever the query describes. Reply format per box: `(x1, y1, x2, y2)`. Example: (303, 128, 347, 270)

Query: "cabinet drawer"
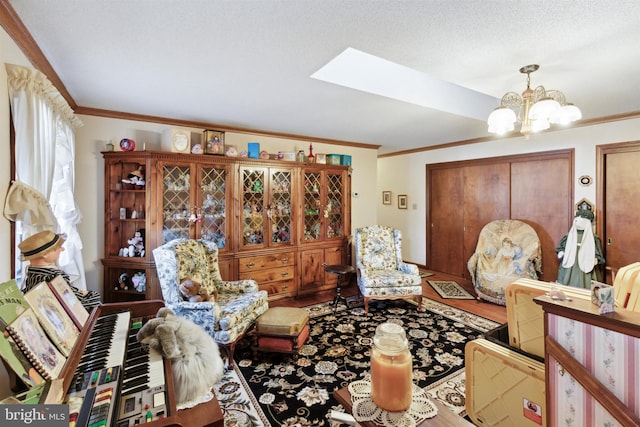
(239, 252, 295, 272)
(259, 279, 295, 296)
(240, 266, 295, 283)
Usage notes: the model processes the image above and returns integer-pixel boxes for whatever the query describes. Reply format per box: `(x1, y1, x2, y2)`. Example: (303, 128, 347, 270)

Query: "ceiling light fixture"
(487, 64, 581, 138)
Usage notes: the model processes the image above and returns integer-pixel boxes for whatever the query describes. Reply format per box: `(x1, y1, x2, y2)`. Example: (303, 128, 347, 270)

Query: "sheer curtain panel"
(5, 63, 86, 290)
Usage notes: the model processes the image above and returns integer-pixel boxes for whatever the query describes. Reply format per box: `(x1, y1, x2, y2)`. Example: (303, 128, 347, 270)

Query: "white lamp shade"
(529, 97, 561, 121)
(488, 121, 515, 134)
(531, 118, 551, 132)
(488, 107, 517, 134)
(551, 103, 582, 124)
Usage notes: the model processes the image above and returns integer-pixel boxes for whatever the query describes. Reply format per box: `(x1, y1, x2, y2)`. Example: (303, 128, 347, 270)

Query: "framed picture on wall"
(398, 194, 407, 209)
(382, 191, 391, 205)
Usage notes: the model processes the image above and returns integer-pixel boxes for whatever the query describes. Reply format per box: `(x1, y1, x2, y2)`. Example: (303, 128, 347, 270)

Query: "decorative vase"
(308, 143, 315, 163)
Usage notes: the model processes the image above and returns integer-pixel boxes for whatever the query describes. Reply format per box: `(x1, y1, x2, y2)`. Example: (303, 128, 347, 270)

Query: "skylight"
(311, 47, 498, 121)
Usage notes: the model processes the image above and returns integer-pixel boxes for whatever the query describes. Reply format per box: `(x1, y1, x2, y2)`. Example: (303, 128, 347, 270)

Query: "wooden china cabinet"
(102, 151, 351, 303)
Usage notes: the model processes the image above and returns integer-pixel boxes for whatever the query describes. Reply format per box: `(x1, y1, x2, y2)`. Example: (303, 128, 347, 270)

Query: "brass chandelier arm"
(499, 92, 523, 110)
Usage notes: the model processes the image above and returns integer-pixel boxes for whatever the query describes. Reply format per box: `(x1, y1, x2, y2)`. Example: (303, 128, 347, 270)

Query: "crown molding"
(0, 0, 77, 109)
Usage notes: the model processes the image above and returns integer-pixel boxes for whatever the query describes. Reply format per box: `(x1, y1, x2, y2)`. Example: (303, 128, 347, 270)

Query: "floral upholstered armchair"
(354, 225, 422, 313)
(153, 238, 269, 357)
(467, 219, 542, 305)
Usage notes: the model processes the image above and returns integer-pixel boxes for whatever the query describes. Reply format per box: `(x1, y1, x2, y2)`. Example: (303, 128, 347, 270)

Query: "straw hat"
(128, 168, 144, 179)
(18, 230, 65, 261)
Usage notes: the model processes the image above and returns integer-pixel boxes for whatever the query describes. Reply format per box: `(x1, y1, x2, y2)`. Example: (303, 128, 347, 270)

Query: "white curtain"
(5, 63, 87, 290)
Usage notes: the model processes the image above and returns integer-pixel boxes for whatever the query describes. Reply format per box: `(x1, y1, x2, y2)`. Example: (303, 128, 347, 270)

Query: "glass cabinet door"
(198, 165, 229, 251)
(325, 171, 344, 239)
(303, 171, 322, 242)
(161, 163, 193, 243)
(268, 168, 293, 245)
(241, 167, 267, 248)
(302, 169, 345, 242)
(240, 166, 294, 249)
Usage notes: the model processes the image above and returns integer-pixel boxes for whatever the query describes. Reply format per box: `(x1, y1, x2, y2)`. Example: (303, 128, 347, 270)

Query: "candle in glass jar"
(370, 322, 413, 411)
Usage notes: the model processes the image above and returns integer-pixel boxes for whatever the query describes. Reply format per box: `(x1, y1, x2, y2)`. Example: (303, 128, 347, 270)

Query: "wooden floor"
(270, 270, 507, 324)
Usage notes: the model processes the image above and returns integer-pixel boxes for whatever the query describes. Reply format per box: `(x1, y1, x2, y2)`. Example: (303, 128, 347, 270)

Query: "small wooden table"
(324, 264, 355, 313)
(333, 386, 474, 427)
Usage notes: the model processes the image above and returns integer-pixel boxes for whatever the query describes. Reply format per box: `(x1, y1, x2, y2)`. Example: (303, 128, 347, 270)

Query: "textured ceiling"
(7, 0, 640, 154)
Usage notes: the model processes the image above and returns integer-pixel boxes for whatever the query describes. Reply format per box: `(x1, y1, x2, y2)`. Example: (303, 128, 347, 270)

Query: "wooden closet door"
(599, 143, 640, 272)
(427, 167, 464, 276)
(462, 163, 511, 276)
(427, 150, 572, 282)
(511, 157, 573, 282)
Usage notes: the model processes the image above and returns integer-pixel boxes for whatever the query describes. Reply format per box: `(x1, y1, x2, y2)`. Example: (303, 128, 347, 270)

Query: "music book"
(24, 281, 80, 357)
(48, 275, 90, 330)
(6, 307, 66, 380)
(0, 279, 45, 388)
(0, 379, 56, 404)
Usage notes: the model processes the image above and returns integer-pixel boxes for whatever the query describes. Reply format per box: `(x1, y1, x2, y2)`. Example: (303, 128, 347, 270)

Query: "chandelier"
(487, 64, 581, 137)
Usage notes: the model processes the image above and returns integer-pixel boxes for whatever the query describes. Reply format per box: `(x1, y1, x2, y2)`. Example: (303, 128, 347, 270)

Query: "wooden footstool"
(253, 307, 310, 359)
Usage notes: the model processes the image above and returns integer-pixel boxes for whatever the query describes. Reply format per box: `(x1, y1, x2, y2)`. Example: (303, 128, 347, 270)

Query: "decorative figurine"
(556, 210, 605, 288)
(123, 229, 145, 258)
(131, 272, 146, 292)
(122, 167, 145, 188)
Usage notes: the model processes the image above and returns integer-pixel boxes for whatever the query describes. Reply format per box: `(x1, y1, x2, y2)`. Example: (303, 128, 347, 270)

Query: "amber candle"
(370, 323, 413, 411)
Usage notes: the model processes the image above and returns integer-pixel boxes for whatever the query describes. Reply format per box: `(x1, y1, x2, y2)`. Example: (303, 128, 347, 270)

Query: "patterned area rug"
(226, 297, 498, 426)
(214, 360, 271, 426)
(428, 280, 476, 300)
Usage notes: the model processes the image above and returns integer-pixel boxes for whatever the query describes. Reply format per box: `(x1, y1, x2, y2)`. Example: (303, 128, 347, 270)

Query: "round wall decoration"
(579, 175, 592, 186)
(119, 138, 136, 151)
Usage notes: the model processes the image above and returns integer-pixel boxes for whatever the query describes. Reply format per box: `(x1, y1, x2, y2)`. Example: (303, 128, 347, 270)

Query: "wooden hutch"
(102, 151, 351, 303)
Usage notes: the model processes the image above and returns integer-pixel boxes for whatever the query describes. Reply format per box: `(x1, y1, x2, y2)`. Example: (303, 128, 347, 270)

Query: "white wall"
(75, 115, 379, 293)
(378, 118, 640, 266)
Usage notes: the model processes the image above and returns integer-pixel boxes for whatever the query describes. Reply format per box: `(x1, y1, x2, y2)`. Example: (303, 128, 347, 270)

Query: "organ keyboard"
(57, 300, 223, 427)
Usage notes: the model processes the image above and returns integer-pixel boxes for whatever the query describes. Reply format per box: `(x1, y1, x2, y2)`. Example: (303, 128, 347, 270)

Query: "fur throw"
(136, 307, 224, 405)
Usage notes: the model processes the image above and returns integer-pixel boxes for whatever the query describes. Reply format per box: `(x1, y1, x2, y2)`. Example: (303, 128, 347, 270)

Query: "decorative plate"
(579, 175, 592, 186)
(120, 138, 136, 151)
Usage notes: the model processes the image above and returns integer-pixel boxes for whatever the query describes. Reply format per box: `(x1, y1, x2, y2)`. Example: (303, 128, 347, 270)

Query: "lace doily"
(348, 380, 437, 427)
(176, 390, 214, 410)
